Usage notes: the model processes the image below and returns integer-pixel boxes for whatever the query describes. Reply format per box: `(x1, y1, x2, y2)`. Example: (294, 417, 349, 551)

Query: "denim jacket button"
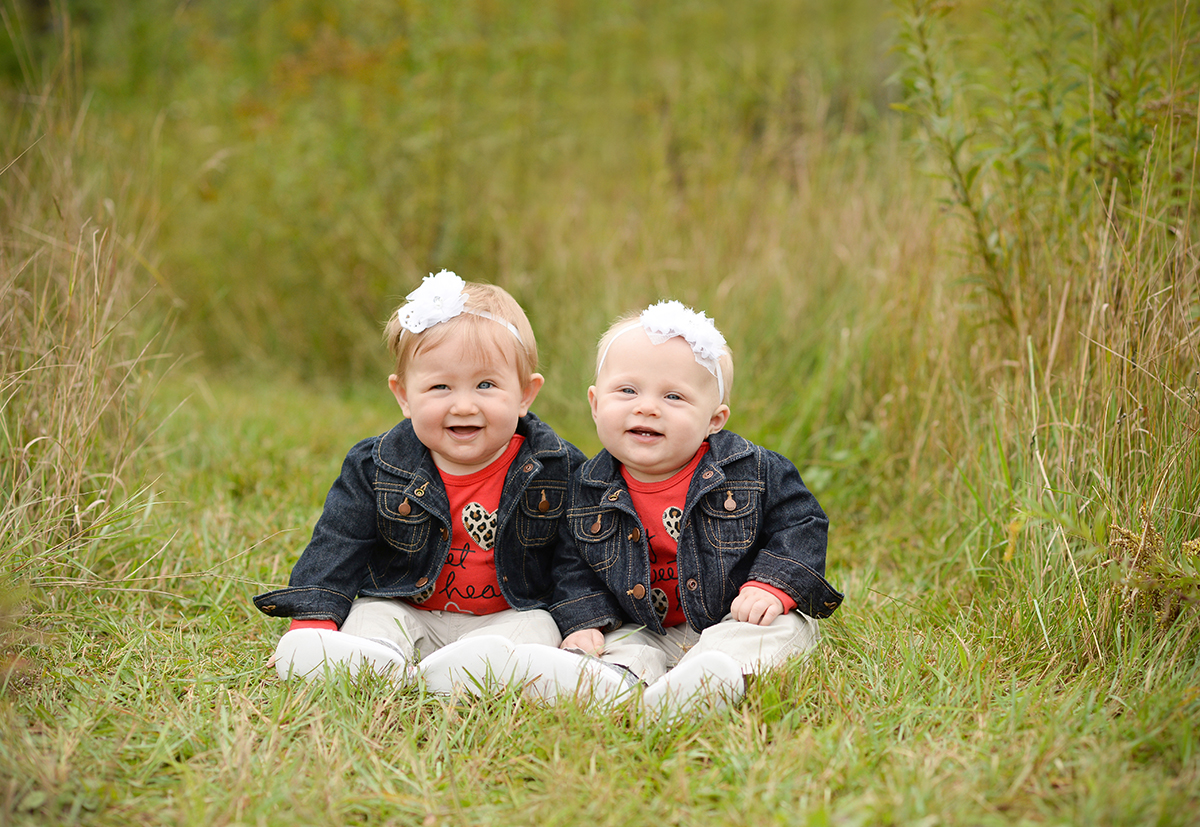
(686, 578, 699, 591)
(629, 583, 646, 599)
(701, 470, 714, 479)
(628, 528, 641, 542)
(440, 528, 450, 541)
(523, 463, 534, 473)
(416, 577, 429, 587)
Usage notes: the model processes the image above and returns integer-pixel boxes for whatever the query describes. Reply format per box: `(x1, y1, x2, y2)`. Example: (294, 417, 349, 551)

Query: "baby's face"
(589, 327, 728, 482)
(390, 330, 542, 475)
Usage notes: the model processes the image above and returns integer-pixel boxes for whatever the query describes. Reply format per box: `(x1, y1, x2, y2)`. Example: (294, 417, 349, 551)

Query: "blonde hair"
(595, 311, 735, 405)
(384, 282, 538, 387)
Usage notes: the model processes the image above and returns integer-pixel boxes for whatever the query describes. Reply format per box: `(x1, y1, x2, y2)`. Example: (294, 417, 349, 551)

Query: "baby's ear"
(520, 373, 545, 414)
(389, 375, 410, 416)
(708, 403, 730, 434)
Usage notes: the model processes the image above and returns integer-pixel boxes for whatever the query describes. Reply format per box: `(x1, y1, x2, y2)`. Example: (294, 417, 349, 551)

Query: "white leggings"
(339, 597, 561, 660)
(597, 611, 819, 684)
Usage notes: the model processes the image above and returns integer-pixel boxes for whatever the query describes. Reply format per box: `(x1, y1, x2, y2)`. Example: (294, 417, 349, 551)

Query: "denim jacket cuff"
(253, 586, 355, 625)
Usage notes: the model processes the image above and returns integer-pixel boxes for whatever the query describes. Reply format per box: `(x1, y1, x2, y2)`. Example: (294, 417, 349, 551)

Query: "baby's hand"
(561, 628, 605, 655)
(731, 586, 785, 626)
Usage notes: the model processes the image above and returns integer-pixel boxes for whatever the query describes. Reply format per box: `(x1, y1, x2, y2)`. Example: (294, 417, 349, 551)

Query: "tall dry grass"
(1, 24, 169, 652)
(894, 0, 1200, 668)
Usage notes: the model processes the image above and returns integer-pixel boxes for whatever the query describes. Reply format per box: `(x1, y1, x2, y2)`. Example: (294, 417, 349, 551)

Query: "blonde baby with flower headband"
(256, 270, 590, 702)
(544, 298, 844, 721)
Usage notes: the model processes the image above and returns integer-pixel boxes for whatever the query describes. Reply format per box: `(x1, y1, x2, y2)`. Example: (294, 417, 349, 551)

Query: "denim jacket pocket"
(570, 508, 621, 573)
(697, 485, 761, 551)
(376, 487, 434, 553)
(515, 482, 567, 547)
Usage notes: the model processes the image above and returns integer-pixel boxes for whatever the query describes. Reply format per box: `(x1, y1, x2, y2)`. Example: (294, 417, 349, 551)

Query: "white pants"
(597, 612, 819, 684)
(340, 597, 561, 660)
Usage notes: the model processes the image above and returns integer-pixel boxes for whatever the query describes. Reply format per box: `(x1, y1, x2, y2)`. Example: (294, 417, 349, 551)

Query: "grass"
(3, 377, 1197, 825)
(2, 0, 1199, 824)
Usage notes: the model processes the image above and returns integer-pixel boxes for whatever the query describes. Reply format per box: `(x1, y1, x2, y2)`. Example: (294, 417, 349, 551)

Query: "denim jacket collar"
(579, 429, 757, 511)
(375, 413, 565, 476)
(373, 413, 566, 522)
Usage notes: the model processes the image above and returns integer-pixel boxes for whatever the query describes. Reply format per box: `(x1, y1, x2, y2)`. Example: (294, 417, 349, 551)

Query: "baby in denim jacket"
(254, 271, 585, 692)
(546, 300, 844, 718)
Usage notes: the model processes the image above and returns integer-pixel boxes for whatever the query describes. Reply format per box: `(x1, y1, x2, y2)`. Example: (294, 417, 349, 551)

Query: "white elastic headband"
(597, 300, 726, 399)
(396, 270, 523, 343)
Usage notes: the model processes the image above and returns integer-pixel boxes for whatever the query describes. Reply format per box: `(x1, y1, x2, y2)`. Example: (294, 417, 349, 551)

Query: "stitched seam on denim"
(709, 432, 754, 465)
(757, 554, 839, 593)
(513, 483, 566, 545)
(514, 511, 559, 546)
(377, 492, 432, 554)
(281, 586, 354, 603)
(700, 505, 759, 550)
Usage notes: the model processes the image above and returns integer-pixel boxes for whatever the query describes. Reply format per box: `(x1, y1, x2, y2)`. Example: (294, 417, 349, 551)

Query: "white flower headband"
(598, 300, 727, 399)
(396, 270, 522, 342)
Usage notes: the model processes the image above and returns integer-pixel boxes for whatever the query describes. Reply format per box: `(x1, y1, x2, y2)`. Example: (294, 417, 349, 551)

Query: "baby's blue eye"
(478, 381, 494, 390)
(666, 393, 682, 401)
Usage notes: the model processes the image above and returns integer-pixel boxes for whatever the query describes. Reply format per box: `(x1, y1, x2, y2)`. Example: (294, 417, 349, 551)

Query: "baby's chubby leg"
(455, 607, 561, 648)
(508, 643, 641, 706)
(418, 608, 560, 695)
(272, 628, 412, 682)
(686, 610, 819, 674)
(499, 625, 671, 708)
(641, 650, 744, 721)
(641, 612, 819, 721)
(272, 597, 424, 682)
(594, 625, 679, 685)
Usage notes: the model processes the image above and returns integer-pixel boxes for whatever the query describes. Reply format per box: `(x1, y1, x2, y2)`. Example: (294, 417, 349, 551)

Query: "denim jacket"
(549, 430, 843, 637)
(254, 412, 585, 626)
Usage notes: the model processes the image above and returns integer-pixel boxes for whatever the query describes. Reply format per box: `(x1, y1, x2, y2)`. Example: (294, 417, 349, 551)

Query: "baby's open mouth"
(629, 428, 662, 437)
(448, 426, 482, 436)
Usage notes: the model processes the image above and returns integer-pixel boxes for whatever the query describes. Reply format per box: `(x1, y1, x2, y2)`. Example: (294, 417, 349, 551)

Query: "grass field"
(2, 0, 1198, 824)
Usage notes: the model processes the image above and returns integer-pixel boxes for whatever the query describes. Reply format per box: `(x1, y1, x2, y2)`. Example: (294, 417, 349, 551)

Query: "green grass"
(4, 377, 1197, 825)
(2, 0, 1199, 823)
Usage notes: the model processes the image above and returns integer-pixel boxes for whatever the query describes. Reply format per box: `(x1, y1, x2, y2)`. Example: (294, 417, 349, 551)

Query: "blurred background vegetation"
(2, 0, 1199, 822)
(7, 0, 894, 376)
(4, 0, 1199, 680)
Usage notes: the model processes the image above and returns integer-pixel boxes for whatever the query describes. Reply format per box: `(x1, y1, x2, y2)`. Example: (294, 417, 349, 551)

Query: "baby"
(254, 271, 585, 692)
(549, 300, 844, 718)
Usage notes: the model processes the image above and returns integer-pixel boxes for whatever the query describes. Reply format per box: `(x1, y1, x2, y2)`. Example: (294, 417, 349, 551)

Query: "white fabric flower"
(397, 270, 468, 333)
(639, 300, 727, 397)
(641, 299, 726, 363)
(595, 300, 728, 398)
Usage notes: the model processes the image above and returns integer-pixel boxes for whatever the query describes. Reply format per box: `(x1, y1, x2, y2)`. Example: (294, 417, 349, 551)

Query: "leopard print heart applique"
(462, 502, 498, 549)
(651, 587, 669, 620)
(661, 506, 683, 541)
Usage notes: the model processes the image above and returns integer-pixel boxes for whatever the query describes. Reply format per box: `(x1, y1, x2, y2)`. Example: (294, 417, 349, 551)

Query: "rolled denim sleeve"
(253, 439, 379, 626)
(745, 450, 843, 619)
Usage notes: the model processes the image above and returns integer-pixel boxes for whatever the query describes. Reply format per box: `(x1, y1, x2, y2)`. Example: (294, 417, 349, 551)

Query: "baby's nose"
(450, 391, 479, 413)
